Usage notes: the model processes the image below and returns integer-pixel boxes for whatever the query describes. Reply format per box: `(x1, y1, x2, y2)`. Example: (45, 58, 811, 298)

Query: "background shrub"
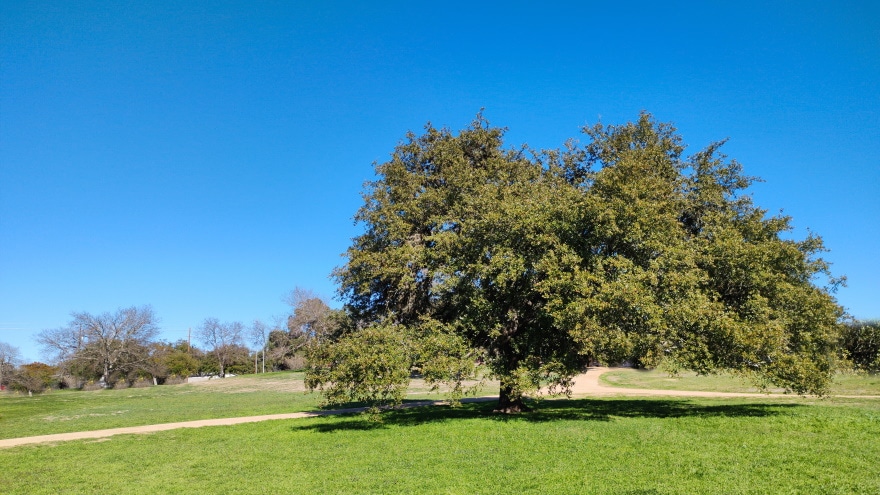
(10, 362, 58, 395)
(131, 378, 153, 388)
(840, 320, 880, 372)
(283, 355, 307, 371)
(162, 375, 187, 385)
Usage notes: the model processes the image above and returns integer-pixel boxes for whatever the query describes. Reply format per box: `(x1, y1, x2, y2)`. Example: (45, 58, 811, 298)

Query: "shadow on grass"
(292, 397, 802, 433)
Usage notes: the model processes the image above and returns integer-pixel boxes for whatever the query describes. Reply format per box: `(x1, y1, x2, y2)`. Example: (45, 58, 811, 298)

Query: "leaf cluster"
(840, 319, 880, 372)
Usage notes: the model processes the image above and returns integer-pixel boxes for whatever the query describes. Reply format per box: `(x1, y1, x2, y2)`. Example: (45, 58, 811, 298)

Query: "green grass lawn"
(0, 372, 323, 439)
(1, 396, 878, 494)
(599, 368, 880, 395)
(0, 371, 496, 439)
(3, 369, 878, 441)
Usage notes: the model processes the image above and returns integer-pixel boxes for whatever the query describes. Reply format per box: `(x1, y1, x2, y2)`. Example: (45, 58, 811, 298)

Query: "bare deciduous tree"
(284, 287, 335, 341)
(249, 319, 268, 373)
(262, 288, 339, 371)
(0, 341, 22, 389)
(37, 306, 159, 386)
(197, 318, 244, 377)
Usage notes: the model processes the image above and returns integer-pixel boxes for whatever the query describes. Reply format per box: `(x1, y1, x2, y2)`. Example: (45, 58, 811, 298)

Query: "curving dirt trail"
(561, 367, 782, 397)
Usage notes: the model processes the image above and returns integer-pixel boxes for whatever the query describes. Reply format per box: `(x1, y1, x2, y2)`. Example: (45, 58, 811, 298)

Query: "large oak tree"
(307, 113, 844, 412)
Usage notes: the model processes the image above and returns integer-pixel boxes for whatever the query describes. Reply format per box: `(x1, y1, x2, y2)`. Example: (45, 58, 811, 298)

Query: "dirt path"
(0, 409, 357, 449)
(564, 367, 880, 399)
(562, 367, 781, 398)
(2, 368, 875, 449)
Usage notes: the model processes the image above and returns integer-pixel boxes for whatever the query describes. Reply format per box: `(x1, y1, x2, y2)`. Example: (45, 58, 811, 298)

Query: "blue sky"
(2, 1, 878, 363)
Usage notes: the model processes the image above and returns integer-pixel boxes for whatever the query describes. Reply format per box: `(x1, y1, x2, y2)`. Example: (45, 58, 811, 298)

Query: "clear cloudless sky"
(1, 1, 878, 362)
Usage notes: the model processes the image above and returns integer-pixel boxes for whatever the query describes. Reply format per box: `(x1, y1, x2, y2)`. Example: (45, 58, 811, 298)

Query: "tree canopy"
(197, 318, 245, 377)
(306, 113, 844, 412)
(37, 305, 160, 386)
(0, 341, 22, 389)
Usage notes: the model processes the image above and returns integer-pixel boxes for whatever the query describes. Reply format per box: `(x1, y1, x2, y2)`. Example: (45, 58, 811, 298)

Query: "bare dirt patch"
(42, 411, 129, 422)
(187, 373, 496, 396)
(407, 377, 498, 396)
(187, 375, 307, 393)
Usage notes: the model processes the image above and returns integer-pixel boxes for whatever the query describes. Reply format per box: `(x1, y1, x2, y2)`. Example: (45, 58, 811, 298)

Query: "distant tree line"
(0, 288, 338, 394)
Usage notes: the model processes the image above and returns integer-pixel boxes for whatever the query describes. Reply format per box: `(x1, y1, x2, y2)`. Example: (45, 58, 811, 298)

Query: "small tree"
(220, 344, 254, 375)
(11, 362, 57, 396)
(841, 320, 880, 372)
(139, 341, 175, 385)
(197, 318, 244, 377)
(162, 340, 202, 378)
(284, 288, 336, 340)
(265, 329, 296, 370)
(0, 341, 21, 390)
(249, 320, 268, 373)
(264, 289, 340, 370)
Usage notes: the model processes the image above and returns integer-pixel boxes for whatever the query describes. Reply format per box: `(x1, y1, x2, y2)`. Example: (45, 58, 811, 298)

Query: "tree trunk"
(494, 382, 530, 414)
(494, 327, 529, 413)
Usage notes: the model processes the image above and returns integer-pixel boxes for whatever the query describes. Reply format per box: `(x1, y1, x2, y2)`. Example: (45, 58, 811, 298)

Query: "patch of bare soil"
(407, 377, 499, 396)
(187, 375, 307, 393)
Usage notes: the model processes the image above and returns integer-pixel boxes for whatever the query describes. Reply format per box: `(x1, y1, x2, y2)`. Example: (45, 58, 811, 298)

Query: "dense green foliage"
(2, 397, 878, 494)
(310, 113, 844, 411)
(8, 362, 57, 395)
(305, 321, 411, 410)
(840, 319, 880, 372)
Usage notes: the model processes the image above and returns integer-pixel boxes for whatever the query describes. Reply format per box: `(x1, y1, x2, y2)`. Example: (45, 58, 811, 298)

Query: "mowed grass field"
(1, 371, 879, 494)
(0, 371, 493, 439)
(0, 372, 322, 439)
(1, 397, 879, 494)
(600, 367, 880, 395)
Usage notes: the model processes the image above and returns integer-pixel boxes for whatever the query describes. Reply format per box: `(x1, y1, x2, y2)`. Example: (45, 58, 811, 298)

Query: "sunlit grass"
(0, 371, 498, 439)
(0, 372, 321, 439)
(1, 397, 878, 494)
(599, 367, 880, 395)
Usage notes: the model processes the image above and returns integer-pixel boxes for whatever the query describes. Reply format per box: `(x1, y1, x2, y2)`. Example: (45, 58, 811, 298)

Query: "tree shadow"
(291, 396, 802, 433)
